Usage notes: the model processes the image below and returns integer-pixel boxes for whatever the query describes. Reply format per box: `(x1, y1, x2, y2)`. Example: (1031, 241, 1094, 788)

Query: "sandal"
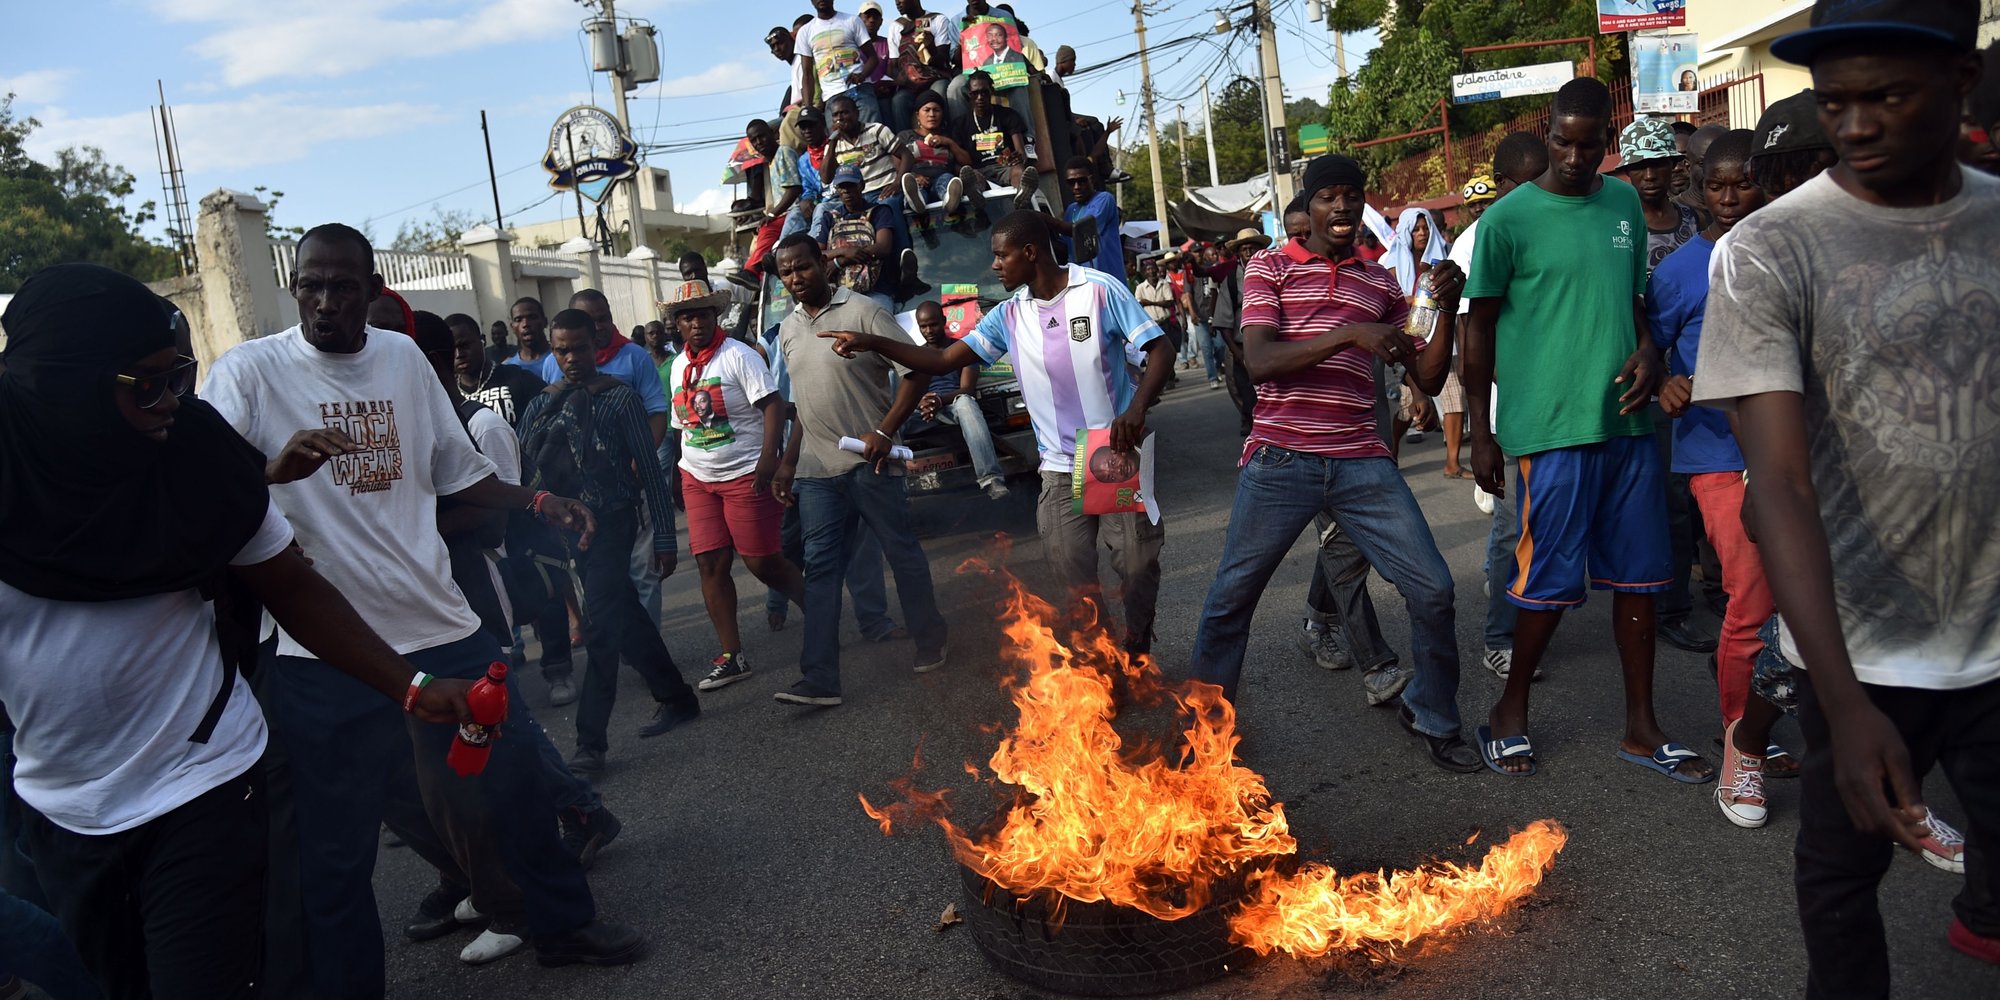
(1763, 744, 1800, 779)
(1475, 725, 1537, 777)
(1616, 742, 1716, 784)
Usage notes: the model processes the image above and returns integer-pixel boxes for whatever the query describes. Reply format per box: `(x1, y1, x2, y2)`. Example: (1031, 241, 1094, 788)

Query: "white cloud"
(642, 61, 780, 99)
(155, 0, 573, 87)
(675, 186, 733, 215)
(24, 93, 449, 176)
(0, 69, 77, 105)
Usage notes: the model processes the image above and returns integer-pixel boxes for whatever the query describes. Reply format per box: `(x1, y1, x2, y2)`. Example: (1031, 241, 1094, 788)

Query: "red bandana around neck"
(595, 327, 631, 367)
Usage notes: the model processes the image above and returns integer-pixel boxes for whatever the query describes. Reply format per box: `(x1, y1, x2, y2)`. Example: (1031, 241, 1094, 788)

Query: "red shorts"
(682, 470, 784, 557)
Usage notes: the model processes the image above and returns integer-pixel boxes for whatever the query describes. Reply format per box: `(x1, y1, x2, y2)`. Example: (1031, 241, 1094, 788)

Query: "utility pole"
(1200, 75, 1220, 186)
(1133, 1, 1171, 246)
(597, 0, 642, 253)
(1254, 0, 1294, 205)
(1176, 104, 1190, 190)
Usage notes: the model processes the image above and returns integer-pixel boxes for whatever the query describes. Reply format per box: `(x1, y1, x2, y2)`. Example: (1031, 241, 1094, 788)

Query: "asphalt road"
(378, 381, 1996, 1000)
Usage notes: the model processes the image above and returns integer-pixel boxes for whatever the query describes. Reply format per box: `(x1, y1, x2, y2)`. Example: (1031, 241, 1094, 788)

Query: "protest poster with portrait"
(1072, 428, 1159, 523)
(960, 16, 1029, 90)
(1598, 0, 1686, 33)
(1632, 32, 1702, 114)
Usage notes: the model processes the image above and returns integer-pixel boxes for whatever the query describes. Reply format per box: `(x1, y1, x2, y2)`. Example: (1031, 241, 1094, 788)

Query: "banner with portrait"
(1632, 32, 1701, 114)
(960, 17, 1029, 90)
(1598, 0, 1686, 33)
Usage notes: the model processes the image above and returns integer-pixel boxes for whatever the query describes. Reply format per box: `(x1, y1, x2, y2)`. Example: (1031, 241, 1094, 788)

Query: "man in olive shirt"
(768, 235, 947, 706)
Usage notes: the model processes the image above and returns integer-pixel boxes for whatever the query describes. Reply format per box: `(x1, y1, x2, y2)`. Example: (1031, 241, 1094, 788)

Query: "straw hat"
(1226, 227, 1272, 251)
(660, 279, 731, 319)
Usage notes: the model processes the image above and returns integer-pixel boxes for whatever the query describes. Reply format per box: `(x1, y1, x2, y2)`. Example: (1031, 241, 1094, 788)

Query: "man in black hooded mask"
(0, 263, 475, 999)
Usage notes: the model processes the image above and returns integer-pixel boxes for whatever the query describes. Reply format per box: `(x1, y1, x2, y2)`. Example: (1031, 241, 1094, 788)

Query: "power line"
(370, 161, 542, 224)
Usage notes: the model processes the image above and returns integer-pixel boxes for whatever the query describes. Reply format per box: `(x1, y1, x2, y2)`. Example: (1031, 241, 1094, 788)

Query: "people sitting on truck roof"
(896, 92, 975, 231)
(951, 71, 1038, 217)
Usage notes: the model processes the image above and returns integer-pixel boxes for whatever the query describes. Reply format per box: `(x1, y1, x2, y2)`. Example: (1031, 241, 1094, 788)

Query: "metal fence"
(271, 241, 473, 292)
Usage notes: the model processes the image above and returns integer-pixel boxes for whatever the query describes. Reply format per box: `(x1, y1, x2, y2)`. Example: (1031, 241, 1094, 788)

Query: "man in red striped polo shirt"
(1189, 154, 1479, 773)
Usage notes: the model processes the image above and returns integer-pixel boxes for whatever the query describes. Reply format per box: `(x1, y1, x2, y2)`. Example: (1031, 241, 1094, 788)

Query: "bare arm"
(437, 503, 507, 549)
(1242, 322, 1407, 383)
(818, 330, 981, 375)
(234, 550, 471, 723)
(1463, 296, 1505, 497)
(752, 392, 787, 495)
(1112, 337, 1175, 451)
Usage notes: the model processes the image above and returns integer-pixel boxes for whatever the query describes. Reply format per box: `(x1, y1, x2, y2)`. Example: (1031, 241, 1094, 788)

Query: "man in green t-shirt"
(1460, 77, 1712, 785)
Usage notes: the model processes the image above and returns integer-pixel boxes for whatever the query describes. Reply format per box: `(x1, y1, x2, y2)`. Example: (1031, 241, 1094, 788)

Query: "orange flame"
(1227, 821, 1569, 957)
(862, 567, 1568, 957)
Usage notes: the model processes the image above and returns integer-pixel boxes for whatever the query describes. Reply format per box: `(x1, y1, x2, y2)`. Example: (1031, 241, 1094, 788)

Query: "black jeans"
(1218, 331, 1255, 434)
(1303, 512, 1395, 671)
(1796, 675, 2000, 998)
(573, 504, 696, 753)
(22, 766, 266, 1000)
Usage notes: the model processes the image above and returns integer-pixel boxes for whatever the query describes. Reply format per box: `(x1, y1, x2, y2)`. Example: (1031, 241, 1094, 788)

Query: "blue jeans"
(923, 393, 1004, 486)
(1193, 322, 1219, 382)
(795, 467, 948, 694)
(765, 510, 898, 638)
(1191, 446, 1463, 737)
(1484, 461, 1521, 651)
(836, 85, 882, 125)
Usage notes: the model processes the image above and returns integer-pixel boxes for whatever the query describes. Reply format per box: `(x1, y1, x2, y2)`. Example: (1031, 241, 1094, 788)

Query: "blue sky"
(4, 0, 1377, 244)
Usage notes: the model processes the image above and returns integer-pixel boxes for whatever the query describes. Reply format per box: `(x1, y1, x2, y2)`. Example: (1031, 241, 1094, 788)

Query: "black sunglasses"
(113, 355, 199, 409)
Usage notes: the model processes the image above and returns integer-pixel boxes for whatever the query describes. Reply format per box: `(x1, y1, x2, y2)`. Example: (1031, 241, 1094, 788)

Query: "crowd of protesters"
(3, 2, 2000, 999)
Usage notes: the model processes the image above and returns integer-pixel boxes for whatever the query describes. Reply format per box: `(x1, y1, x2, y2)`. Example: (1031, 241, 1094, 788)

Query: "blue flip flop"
(1476, 725, 1537, 777)
(1616, 742, 1716, 784)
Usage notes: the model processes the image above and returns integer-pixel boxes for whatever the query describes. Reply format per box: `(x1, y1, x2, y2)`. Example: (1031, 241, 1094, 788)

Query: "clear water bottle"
(1405, 271, 1444, 344)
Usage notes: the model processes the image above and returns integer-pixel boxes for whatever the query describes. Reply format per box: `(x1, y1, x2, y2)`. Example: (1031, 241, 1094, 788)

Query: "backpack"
(829, 209, 882, 294)
(503, 383, 619, 623)
(895, 16, 945, 89)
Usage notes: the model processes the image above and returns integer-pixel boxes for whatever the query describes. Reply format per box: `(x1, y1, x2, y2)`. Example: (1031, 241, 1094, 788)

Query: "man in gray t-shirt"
(769, 236, 948, 705)
(1690, 8, 2000, 991)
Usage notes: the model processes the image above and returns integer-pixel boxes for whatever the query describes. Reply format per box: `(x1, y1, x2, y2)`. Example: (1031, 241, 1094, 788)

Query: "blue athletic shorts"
(1506, 434, 1671, 608)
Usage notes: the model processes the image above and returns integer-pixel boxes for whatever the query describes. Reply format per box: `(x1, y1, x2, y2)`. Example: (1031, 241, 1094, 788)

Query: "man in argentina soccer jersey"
(814, 209, 1175, 653)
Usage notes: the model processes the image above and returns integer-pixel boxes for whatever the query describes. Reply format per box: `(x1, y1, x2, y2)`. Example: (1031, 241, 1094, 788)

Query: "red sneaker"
(1948, 917, 2000, 965)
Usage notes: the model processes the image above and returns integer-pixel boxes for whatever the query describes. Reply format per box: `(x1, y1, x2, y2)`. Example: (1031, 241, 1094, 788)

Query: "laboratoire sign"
(543, 106, 638, 204)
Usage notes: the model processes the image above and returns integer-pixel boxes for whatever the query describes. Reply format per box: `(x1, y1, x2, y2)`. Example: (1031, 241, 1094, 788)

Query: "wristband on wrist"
(403, 671, 434, 714)
(870, 428, 893, 442)
(528, 489, 550, 514)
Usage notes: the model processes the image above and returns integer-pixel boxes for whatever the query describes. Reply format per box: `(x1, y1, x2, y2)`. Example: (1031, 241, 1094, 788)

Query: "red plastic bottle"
(446, 662, 510, 777)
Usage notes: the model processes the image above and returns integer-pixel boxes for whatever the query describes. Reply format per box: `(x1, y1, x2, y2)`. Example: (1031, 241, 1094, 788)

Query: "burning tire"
(958, 865, 1256, 997)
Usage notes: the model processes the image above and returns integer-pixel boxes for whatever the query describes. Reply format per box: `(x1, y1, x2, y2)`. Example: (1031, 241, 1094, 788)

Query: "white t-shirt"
(0, 501, 292, 834)
(802, 12, 867, 102)
(464, 404, 520, 633)
(671, 338, 780, 483)
(204, 327, 497, 658)
(1440, 221, 1504, 432)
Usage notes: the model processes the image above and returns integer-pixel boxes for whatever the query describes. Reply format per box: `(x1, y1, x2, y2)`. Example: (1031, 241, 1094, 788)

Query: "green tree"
(388, 207, 482, 252)
(1325, 0, 1625, 180)
(1115, 82, 1328, 223)
(0, 94, 179, 292)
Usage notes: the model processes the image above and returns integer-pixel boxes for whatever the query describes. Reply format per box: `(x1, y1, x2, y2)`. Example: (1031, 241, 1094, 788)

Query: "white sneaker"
(900, 172, 927, 212)
(1473, 484, 1495, 515)
(942, 175, 965, 216)
(981, 479, 1010, 501)
(458, 928, 525, 965)
(453, 898, 484, 924)
(1482, 648, 1513, 679)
